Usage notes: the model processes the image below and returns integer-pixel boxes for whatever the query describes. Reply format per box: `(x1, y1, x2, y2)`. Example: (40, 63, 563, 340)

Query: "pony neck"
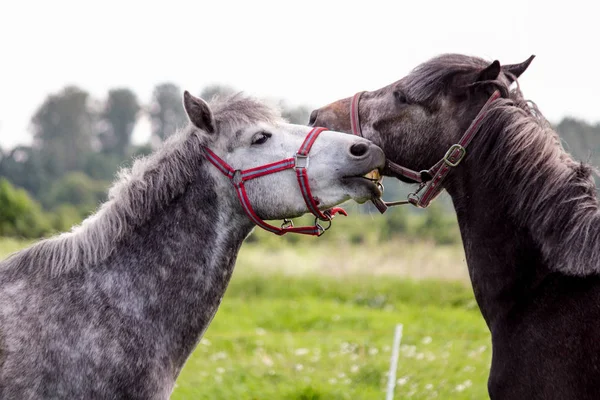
(444, 100, 600, 326)
(117, 165, 255, 378)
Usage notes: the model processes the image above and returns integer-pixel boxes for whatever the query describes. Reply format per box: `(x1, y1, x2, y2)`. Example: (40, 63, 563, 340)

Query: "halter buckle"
(281, 219, 294, 229)
(443, 144, 466, 167)
(294, 154, 309, 169)
(232, 170, 243, 186)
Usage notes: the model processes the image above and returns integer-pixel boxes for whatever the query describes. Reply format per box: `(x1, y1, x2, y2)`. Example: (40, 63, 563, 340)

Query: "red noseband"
(203, 127, 346, 236)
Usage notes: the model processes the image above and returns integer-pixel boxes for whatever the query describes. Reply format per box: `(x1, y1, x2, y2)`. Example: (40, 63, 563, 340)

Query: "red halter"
(350, 90, 501, 210)
(203, 127, 347, 236)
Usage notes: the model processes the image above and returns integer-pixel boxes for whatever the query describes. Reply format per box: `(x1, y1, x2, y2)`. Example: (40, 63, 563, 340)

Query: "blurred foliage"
(0, 178, 51, 238)
(1, 82, 599, 243)
(99, 88, 140, 158)
(200, 84, 238, 101)
(149, 83, 188, 142)
(31, 86, 95, 178)
(44, 172, 108, 211)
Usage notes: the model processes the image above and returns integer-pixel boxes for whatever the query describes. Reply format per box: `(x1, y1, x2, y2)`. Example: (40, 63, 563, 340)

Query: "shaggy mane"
(3, 94, 283, 276)
(410, 54, 600, 275)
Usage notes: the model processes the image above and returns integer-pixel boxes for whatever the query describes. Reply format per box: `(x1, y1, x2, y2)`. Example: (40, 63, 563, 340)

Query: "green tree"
(44, 172, 108, 212)
(99, 88, 140, 158)
(0, 145, 47, 198)
(149, 83, 187, 142)
(31, 86, 95, 179)
(0, 178, 51, 238)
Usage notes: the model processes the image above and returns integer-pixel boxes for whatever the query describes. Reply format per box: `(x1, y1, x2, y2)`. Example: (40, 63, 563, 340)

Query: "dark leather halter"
(203, 127, 346, 236)
(350, 90, 501, 211)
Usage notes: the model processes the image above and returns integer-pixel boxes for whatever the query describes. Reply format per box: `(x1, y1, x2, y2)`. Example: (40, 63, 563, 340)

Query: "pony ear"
(502, 55, 535, 81)
(477, 60, 501, 82)
(183, 91, 216, 134)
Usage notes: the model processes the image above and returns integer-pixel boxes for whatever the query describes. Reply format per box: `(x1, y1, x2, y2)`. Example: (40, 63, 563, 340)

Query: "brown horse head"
(311, 54, 600, 399)
(310, 54, 535, 181)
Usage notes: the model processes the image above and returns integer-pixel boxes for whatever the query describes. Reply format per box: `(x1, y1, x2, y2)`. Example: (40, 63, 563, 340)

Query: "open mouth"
(362, 169, 382, 183)
(343, 168, 384, 198)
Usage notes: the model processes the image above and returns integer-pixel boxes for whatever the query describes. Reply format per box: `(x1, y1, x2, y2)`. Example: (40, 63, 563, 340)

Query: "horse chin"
(340, 177, 383, 204)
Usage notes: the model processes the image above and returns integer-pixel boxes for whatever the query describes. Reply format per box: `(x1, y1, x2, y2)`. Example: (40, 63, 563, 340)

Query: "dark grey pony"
(0, 92, 385, 399)
(311, 54, 600, 400)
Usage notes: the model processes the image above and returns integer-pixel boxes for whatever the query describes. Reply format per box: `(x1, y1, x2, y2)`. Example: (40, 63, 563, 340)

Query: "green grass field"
(0, 233, 491, 399)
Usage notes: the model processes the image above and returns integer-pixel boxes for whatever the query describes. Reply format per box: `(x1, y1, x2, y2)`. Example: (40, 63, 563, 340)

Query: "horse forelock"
(209, 92, 284, 132)
(402, 53, 490, 103)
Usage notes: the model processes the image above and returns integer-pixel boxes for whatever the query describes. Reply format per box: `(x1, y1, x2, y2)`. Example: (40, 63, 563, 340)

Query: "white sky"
(1, 0, 598, 150)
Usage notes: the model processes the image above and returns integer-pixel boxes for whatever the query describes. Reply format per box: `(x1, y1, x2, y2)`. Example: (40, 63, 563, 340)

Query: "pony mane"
(412, 54, 600, 275)
(4, 93, 283, 276)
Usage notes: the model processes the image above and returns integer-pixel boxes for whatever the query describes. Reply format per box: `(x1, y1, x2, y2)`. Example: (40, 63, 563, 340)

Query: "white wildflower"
(255, 328, 266, 336)
(261, 355, 273, 367)
(210, 351, 227, 361)
(294, 348, 309, 356)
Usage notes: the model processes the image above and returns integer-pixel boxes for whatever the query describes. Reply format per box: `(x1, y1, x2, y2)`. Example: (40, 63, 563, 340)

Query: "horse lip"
(340, 175, 383, 197)
(343, 166, 384, 182)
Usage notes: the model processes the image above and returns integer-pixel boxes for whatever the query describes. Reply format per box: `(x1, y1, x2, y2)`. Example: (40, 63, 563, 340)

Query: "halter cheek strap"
(203, 127, 347, 236)
(351, 90, 501, 210)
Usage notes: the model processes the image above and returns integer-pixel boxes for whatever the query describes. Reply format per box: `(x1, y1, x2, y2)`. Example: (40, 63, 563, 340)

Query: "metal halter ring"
(281, 219, 294, 229)
(407, 192, 421, 206)
(294, 154, 309, 170)
(315, 217, 332, 235)
(232, 170, 243, 186)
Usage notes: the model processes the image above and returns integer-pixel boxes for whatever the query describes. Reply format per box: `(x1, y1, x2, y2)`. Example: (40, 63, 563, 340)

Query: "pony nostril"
(350, 142, 369, 157)
(308, 110, 318, 126)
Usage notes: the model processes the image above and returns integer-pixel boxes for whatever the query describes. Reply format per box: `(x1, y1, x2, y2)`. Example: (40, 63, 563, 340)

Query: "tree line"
(1, 82, 600, 240)
(0, 83, 312, 238)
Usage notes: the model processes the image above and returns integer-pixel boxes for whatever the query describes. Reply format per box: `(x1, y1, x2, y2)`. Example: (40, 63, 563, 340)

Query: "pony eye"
(252, 132, 272, 145)
(394, 90, 409, 104)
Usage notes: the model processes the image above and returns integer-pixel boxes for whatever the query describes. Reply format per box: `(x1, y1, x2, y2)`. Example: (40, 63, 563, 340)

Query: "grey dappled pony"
(0, 92, 384, 399)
